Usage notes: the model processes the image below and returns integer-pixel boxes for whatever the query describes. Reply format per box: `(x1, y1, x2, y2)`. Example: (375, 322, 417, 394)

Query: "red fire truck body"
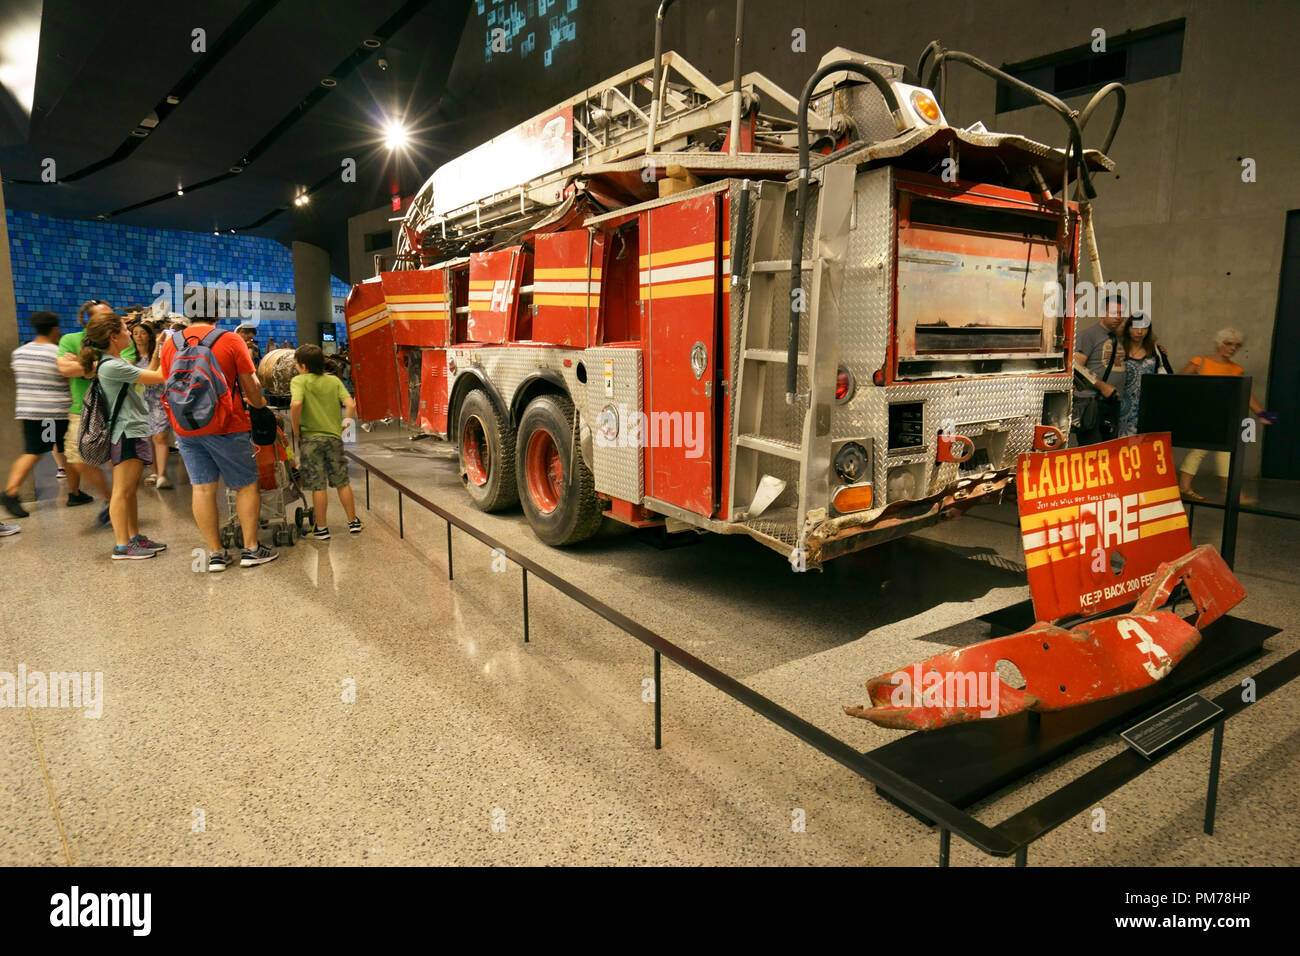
(346, 46, 1112, 566)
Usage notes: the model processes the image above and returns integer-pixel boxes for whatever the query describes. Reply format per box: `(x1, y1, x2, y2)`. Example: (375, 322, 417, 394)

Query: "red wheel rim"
(462, 417, 490, 486)
(525, 429, 562, 514)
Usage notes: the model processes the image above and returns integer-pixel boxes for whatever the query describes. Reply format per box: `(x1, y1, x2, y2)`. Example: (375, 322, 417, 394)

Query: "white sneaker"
(155, 475, 173, 489)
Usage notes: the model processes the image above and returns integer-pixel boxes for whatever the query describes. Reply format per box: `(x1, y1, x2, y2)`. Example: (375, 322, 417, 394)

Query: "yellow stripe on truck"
(639, 241, 715, 269)
(638, 278, 715, 301)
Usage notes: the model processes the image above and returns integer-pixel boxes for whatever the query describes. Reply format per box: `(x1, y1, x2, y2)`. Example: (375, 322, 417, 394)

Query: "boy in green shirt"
(290, 345, 362, 539)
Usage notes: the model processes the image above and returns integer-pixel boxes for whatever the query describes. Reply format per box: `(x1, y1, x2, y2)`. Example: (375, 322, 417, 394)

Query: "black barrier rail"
(345, 447, 1297, 865)
(1186, 498, 1300, 528)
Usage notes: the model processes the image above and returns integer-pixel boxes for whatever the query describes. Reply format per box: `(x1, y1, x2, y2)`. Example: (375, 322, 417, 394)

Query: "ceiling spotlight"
(213, 229, 219, 236)
(363, 37, 382, 49)
(384, 121, 408, 150)
(177, 188, 184, 196)
(166, 95, 180, 105)
(229, 228, 235, 234)
(320, 77, 337, 88)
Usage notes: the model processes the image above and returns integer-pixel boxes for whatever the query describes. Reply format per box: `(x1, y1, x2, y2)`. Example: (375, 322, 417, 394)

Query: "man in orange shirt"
(160, 322, 278, 571)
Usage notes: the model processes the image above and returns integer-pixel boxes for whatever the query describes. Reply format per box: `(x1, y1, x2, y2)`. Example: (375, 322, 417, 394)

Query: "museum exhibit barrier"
(344, 444, 1297, 865)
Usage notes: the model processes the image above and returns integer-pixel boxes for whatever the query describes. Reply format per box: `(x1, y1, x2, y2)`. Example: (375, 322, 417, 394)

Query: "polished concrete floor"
(3, 424, 1298, 866)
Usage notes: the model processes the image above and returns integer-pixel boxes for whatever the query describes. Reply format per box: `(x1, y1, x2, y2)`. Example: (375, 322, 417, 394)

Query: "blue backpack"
(163, 329, 241, 434)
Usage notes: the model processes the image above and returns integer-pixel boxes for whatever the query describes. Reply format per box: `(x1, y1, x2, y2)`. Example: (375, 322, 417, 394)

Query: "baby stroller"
(218, 406, 314, 549)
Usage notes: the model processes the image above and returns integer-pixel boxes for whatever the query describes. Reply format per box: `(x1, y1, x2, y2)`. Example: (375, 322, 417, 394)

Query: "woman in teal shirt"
(79, 312, 169, 560)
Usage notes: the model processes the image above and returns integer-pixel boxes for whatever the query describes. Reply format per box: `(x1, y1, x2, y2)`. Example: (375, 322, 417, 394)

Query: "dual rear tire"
(515, 394, 603, 546)
(455, 388, 601, 545)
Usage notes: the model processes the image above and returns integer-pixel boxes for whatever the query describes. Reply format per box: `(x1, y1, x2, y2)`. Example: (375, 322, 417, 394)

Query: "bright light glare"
(0, 19, 41, 114)
(384, 121, 408, 150)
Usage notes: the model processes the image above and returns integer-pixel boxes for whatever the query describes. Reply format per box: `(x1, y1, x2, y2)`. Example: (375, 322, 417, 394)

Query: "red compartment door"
(533, 230, 602, 347)
(383, 269, 449, 347)
(643, 194, 718, 516)
(419, 349, 449, 433)
(466, 246, 526, 343)
(345, 280, 401, 421)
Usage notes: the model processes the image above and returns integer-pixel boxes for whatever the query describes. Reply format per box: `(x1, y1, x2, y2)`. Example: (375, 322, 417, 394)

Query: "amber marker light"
(832, 483, 874, 514)
(910, 89, 942, 124)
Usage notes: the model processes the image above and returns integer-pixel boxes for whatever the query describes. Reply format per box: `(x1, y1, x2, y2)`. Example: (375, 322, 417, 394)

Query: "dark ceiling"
(0, 0, 472, 279)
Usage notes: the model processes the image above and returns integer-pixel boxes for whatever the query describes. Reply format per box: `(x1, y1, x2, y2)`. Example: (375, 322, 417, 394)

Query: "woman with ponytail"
(80, 312, 169, 559)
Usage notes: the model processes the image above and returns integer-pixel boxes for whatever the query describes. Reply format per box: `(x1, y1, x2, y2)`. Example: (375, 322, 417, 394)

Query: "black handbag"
(1097, 334, 1122, 439)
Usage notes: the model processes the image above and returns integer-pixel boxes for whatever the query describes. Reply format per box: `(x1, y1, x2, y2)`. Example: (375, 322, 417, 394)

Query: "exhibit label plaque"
(1017, 433, 1191, 621)
(1121, 694, 1223, 759)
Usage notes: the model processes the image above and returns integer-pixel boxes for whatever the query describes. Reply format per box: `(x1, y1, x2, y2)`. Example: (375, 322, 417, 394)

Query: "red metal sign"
(1018, 433, 1190, 621)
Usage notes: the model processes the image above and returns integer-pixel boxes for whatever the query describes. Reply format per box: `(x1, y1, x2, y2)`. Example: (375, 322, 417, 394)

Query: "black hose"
(648, 0, 679, 150)
(925, 50, 1095, 200)
(1078, 81, 1126, 154)
(915, 40, 943, 87)
(787, 60, 903, 401)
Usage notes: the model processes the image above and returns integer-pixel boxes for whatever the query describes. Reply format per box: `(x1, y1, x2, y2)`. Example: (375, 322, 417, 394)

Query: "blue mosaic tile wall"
(5, 209, 351, 352)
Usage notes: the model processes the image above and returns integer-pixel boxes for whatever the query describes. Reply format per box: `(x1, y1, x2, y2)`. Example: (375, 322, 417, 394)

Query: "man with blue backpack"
(159, 320, 277, 572)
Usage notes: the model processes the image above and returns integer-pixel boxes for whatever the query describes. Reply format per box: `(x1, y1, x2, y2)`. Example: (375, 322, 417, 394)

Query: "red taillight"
(835, 366, 855, 404)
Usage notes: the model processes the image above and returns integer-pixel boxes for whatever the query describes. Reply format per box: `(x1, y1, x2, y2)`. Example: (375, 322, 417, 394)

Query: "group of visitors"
(3, 300, 362, 559)
(1071, 291, 1277, 502)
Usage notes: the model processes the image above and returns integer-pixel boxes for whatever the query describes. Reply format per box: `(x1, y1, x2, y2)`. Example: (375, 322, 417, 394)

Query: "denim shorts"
(177, 430, 258, 488)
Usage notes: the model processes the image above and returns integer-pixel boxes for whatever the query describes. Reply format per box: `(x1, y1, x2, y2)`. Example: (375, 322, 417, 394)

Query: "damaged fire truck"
(345, 15, 1126, 569)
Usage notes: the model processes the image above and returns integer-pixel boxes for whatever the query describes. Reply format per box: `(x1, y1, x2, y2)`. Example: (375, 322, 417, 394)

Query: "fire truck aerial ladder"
(345, 2, 1125, 567)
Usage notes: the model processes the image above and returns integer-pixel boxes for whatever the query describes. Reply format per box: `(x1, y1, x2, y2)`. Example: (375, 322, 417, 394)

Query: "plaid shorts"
(299, 435, 349, 490)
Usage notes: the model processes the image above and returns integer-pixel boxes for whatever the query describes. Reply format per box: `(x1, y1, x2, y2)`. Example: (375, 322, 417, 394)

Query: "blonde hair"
(1215, 327, 1244, 347)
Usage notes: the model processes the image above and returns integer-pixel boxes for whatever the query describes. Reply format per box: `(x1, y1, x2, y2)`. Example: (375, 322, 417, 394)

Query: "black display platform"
(870, 614, 1279, 824)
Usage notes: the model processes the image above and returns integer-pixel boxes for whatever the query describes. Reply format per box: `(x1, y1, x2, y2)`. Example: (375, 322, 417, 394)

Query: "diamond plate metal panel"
(585, 347, 644, 503)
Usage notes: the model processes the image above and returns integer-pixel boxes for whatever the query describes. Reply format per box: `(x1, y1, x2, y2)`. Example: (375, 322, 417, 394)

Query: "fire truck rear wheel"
(515, 394, 602, 546)
(456, 389, 518, 512)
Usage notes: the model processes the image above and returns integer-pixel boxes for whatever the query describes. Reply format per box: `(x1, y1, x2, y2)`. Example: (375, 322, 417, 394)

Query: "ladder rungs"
(751, 259, 812, 274)
(736, 433, 803, 461)
(744, 348, 807, 366)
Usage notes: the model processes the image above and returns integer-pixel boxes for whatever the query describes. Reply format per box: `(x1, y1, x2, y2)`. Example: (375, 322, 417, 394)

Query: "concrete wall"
(425, 0, 1299, 475)
(346, 204, 398, 285)
(292, 241, 334, 348)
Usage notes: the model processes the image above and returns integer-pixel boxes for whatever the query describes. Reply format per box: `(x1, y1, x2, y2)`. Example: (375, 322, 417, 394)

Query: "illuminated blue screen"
(478, 0, 579, 67)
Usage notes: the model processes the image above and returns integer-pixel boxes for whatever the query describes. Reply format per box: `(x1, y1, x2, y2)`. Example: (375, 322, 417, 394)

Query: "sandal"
(144, 475, 157, 485)
(1182, 489, 1207, 502)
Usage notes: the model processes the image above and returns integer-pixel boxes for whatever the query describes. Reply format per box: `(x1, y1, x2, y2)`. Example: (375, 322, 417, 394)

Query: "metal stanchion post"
(522, 568, 530, 643)
(939, 829, 950, 867)
(654, 650, 662, 750)
(446, 520, 453, 581)
(365, 470, 370, 510)
(1015, 847, 1028, 867)
(1205, 722, 1224, 835)
(398, 491, 403, 539)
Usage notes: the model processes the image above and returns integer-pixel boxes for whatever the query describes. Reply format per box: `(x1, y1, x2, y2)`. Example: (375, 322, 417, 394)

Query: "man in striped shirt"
(2, 312, 74, 519)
